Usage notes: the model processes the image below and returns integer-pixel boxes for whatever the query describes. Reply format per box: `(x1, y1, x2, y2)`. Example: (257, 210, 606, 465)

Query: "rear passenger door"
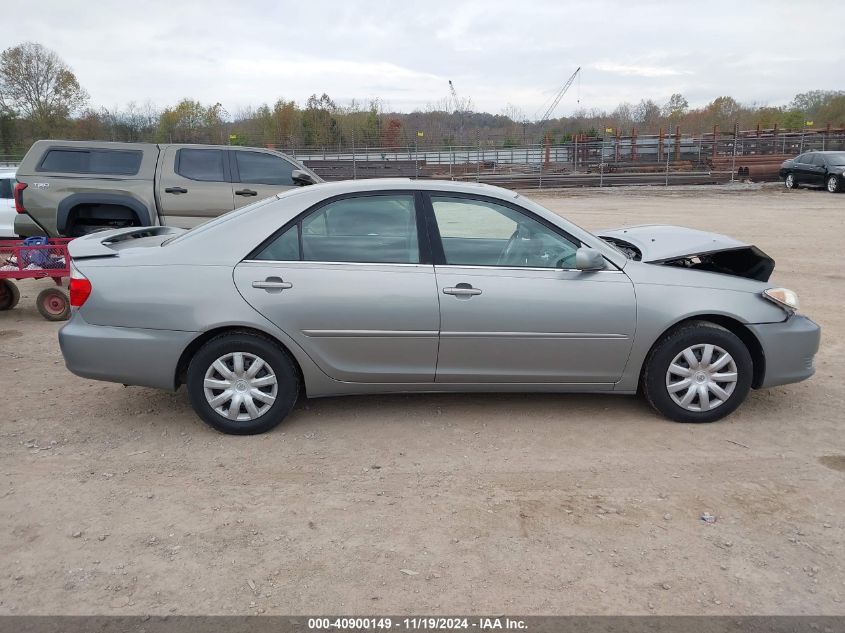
(231, 150, 299, 208)
(805, 154, 826, 186)
(157, 147, 235, 228)
(234, 192, 440, 383)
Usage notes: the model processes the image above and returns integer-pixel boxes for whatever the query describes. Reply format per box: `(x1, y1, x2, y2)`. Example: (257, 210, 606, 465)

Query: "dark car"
(780, 151, 845, 193)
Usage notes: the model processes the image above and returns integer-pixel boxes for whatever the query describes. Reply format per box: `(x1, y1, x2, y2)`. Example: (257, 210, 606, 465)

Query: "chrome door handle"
(443, 286, 482, 296)
(252, 278, 293, 291)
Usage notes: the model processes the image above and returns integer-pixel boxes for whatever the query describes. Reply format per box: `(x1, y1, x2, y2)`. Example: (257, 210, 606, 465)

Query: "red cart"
(0, 238, 73, 321)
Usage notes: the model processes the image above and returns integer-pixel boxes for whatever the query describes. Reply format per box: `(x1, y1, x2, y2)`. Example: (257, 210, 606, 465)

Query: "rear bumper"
(14, 213, 50, 238)
(59, 313, 195, 390)
(748, 314, 820, 389)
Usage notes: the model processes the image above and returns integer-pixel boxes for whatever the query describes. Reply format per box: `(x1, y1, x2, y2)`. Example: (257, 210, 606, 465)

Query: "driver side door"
(427, 194, 636, 384)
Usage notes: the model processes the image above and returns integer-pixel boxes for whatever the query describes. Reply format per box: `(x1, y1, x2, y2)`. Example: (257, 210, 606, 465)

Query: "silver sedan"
(60, 180, 820, 434)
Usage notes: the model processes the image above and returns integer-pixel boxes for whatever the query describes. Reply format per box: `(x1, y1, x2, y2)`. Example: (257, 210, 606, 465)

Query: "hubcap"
(828, 177, 838, 193)
(666, 344, 738, 412)
(785, 174, 794, 187)
(203, 352, 277, 421)
(45, 295, 64, 314)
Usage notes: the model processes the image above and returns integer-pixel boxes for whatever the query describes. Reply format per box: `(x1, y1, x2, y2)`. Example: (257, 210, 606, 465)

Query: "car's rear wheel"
(827, 175, 840, 193)
(642, 322, 752, 423)
(36, 287, 70, 321)
(0, 279, 20, 311)
(784, 173, 798, 189)
(186, 332, 299, 435)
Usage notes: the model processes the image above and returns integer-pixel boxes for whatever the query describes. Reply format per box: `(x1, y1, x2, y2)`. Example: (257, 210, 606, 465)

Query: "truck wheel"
(36, 287, 70, 321)
(0, 280, 20, 310)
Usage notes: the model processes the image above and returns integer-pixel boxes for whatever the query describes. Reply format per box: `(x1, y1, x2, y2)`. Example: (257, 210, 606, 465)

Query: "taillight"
(13, 182, 27, 214)
(69, 265, 91, 308)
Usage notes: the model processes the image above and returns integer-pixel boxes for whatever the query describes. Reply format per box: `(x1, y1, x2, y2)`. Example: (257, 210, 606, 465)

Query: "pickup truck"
(13, 140, 322, 237)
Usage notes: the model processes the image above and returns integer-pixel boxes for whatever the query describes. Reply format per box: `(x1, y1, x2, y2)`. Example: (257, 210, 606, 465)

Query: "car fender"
(615, 263, 787, 392)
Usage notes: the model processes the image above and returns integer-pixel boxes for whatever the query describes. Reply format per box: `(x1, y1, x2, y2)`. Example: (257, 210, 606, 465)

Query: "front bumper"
(747, 314, 820, 389)
(59, 313, 195, 391)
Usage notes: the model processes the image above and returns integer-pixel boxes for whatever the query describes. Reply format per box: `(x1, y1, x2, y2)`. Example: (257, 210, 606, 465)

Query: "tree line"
(1, 42, 844, 158)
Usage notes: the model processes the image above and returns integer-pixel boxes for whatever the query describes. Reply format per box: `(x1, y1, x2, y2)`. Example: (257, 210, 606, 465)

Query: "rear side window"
(254, 225, 300, 261)
(235, 151, 294, 185)
(254, 194, 420, 264)
(38, 148, 142, 175)
(176, 149, 226, 181)
(0, 177, 14, 199)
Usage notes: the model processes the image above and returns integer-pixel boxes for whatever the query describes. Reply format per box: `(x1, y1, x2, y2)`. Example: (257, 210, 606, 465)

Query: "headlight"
(763, 287, 799, 312)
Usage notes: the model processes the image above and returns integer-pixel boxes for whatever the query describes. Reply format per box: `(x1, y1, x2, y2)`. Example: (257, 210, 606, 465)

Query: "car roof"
(282, 178, 522, 201)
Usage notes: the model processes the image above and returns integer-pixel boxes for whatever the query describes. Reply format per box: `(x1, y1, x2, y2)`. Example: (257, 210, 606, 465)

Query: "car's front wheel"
(186, 332, 299, 434)
(642, 322, 752, 423)
(784, 172, 798, 189)
(827, 174, 840, 193)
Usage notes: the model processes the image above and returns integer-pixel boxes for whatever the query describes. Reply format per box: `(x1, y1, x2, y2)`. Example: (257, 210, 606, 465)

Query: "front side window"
(431, 196, 579, 268)
(255, 194, 419, 264)
(236, 151, 294, 186)
(176, 149, 226, 181)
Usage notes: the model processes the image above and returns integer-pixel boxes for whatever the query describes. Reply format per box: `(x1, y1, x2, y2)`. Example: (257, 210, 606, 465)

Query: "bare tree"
(0, 42, 88, 134)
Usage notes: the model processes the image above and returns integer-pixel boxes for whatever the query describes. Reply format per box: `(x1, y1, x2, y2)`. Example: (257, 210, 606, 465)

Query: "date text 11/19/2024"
(307, 617, 528, 630)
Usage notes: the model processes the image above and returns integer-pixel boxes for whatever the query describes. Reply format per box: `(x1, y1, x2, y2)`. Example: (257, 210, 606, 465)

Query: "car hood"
(597, 224, 775, 282)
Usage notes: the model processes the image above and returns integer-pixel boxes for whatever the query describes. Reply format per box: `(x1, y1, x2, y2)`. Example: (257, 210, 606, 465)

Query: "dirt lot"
(1, 184, 843, 615)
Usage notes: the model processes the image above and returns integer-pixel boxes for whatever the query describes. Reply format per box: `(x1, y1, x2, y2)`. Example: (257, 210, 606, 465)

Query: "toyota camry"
(59, 180, 820, 434)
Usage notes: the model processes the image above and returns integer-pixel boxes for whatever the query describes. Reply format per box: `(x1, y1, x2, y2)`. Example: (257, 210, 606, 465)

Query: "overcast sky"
(5, 0, 843, 118)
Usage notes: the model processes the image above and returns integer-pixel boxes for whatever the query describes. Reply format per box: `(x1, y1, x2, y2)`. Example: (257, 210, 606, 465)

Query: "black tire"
(784, 172, 798, 189)
(0, 279, 20, 310)
(186, 332, 299, 435)
(642, 321, 753, 423)
(36, 287, 70, 321)
(827, 175, 841, 193)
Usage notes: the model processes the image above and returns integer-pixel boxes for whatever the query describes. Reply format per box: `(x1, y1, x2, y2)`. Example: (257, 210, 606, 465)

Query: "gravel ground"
(0, 184, 843, 615)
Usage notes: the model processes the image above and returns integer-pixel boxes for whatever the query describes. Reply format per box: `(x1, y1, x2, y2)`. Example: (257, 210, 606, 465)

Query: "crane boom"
(538, 66, 581, 125)
(448, 80, 459, 112)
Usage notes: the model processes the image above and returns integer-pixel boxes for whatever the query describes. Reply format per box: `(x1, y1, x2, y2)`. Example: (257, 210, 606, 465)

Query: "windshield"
(825, 152, 845, 166)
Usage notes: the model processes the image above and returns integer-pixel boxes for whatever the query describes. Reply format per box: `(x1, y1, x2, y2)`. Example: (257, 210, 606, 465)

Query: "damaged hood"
(597, 225, 775, 282)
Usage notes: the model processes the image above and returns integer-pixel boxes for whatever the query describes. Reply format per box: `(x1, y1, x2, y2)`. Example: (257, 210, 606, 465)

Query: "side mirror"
(575, 246, 605, 271)
(292, 169, 317, 186)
